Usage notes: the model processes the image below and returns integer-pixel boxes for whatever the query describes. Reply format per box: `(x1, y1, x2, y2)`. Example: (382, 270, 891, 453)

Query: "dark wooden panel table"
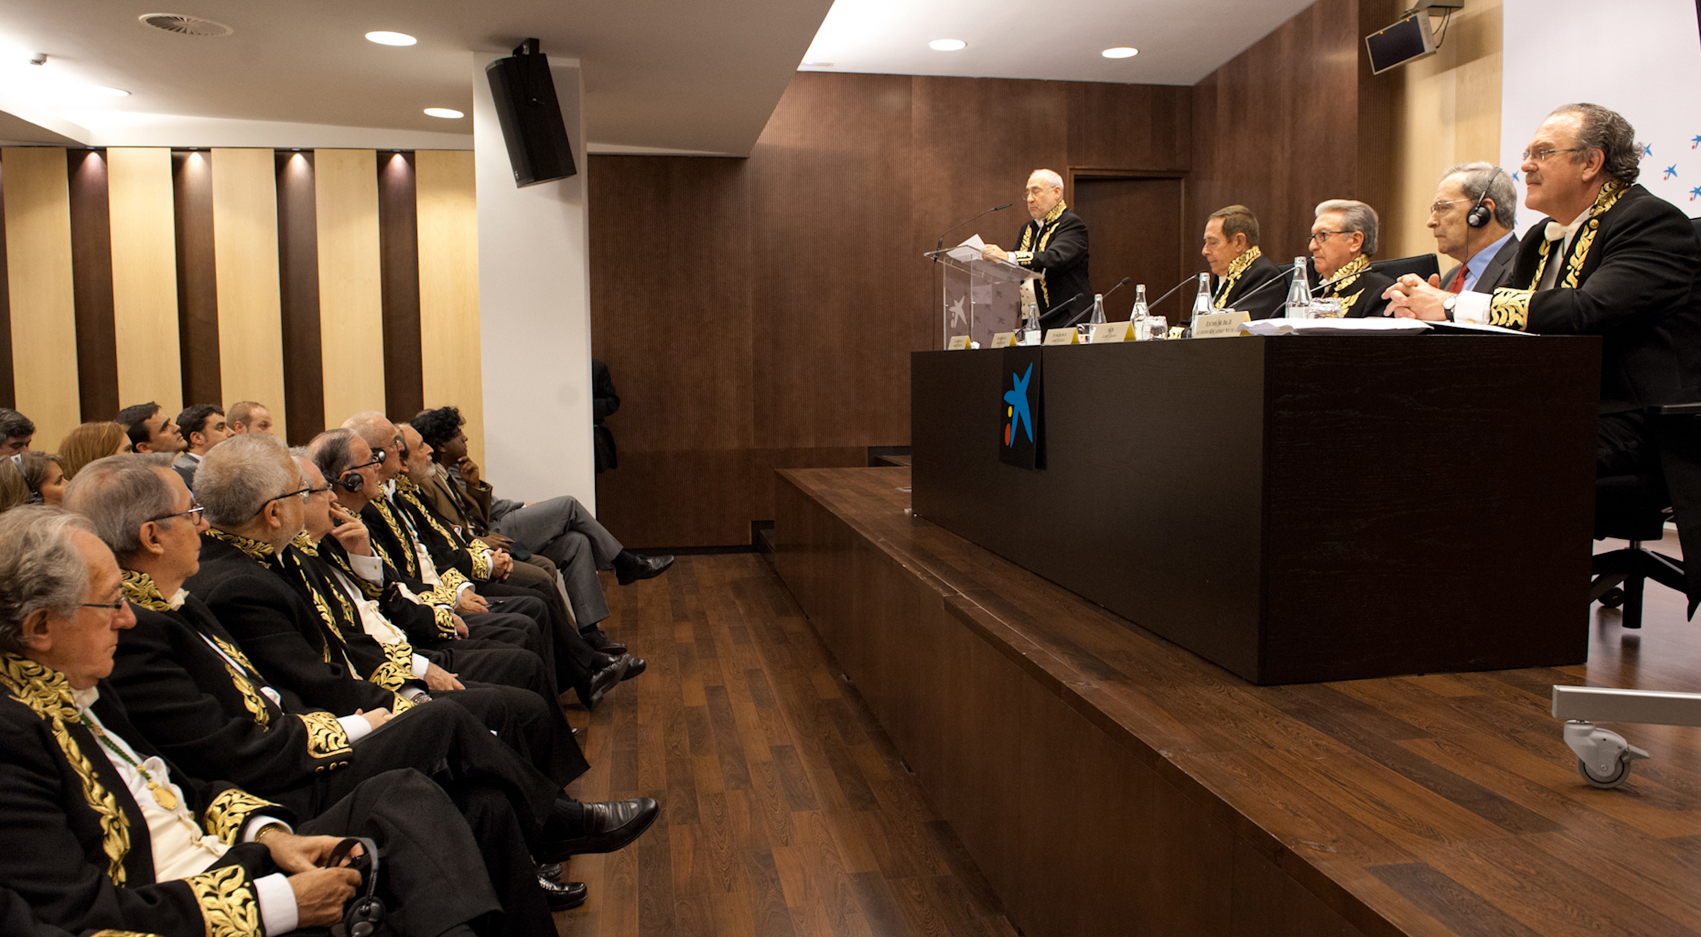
(911, 335, 1602, 683)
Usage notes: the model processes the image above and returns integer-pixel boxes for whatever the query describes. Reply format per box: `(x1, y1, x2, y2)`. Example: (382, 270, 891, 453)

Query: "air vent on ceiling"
(138, 13, 233, 37)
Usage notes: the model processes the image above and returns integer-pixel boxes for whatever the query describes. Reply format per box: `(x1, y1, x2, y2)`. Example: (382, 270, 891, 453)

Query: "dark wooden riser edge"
(772, 470, 1406, 937)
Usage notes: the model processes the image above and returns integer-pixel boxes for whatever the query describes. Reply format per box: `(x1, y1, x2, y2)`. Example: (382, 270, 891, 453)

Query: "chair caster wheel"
(1598, 587, 1624, 609)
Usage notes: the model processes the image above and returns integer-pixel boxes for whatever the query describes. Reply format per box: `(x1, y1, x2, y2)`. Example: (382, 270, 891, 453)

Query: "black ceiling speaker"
(485, 38, 577, 187)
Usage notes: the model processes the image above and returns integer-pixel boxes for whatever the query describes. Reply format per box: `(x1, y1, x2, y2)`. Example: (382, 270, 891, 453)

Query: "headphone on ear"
(1466, 166, 1502, 228)
(338, 470, 364, 493)
(330, 837, 385, 937)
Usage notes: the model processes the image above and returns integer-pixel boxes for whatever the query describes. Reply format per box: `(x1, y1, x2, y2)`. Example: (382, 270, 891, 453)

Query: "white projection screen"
(1500, 0, 1701, 218)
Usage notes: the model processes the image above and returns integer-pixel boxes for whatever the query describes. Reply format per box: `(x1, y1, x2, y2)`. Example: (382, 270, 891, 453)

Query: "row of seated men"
(0, 398, 677, 934)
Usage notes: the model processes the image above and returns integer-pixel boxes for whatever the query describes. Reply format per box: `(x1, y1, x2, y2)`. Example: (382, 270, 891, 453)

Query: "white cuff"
(454, 583, 473, 602)
(254, 871, 299, 936)
(411, 654, 430, 678)
(1453, 290, 1491, 324)
(241, 817, 291, 844)
(338, 714, 373, 744)
(349, 551, 383, 583)
(399, 686, 428, 701)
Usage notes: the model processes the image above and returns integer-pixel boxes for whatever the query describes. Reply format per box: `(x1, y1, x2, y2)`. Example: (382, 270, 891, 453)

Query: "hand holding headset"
(327, 836, 385, 937)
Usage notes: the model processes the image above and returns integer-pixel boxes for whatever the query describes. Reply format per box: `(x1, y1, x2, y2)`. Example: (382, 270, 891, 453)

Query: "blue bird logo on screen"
(1003, 363, 1034, 446)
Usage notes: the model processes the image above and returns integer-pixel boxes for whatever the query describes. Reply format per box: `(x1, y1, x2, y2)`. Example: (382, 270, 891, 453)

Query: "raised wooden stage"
(774, 466, 1701, 937)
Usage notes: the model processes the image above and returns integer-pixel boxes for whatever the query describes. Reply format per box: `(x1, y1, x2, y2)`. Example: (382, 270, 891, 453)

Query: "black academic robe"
(1320, 255, 1397, 318)
(1211, 249, 1288, 320)
(1011, 206, 1092, 327)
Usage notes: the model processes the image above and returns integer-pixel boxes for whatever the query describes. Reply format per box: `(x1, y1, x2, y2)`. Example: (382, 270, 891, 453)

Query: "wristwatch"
(1442, 294, 1457, 322)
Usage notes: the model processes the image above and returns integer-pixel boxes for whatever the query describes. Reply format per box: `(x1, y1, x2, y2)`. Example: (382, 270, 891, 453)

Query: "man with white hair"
(1309, 198, 1396, 317)
(981, 168, 1093, 327)
(1427, 162, 1520, 294)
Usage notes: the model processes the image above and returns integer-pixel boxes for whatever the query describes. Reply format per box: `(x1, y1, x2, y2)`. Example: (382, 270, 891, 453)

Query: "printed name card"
(946, 335, 972, 350)
(987, 331, 1016, 348)
(1191, 310, 1250, 339)
(1043, 328, 1079, 345)
(1088, 322, 1131, 343)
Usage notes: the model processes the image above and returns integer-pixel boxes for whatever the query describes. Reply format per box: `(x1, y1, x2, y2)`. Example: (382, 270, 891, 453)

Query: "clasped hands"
(1381, 274, 1452, 320)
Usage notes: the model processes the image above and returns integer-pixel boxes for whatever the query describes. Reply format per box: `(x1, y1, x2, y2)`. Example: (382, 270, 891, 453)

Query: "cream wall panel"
(2, 147, 82, 447)
(210, 148, 288, 432)
(313, 148, 386, 427)
(1387, 0, 1504, 261)
(414, 149, 484, 466)
(106, 147, 182, 414)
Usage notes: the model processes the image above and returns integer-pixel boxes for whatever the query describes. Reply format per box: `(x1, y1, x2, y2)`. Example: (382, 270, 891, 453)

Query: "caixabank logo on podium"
(999, 347, 1042, 470)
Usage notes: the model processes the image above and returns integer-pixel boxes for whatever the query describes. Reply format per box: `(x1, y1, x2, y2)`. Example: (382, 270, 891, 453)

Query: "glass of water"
(1311, 297, 1345, 319)
(1144, 316, 1168, 340)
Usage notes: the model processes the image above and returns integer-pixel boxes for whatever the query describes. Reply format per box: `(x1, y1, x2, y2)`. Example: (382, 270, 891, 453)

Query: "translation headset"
(1466, 166, 1502, 229)
(328, 836, 385, 937)
(338, 449, 385, 493)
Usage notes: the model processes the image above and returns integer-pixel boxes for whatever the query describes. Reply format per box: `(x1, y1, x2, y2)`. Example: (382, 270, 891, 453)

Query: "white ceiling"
(800, 0, 1317, 86)
(0, 0, 1316, 155)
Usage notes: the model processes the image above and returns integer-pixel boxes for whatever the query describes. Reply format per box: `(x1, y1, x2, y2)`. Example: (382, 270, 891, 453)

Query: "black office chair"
(1371, 253, 1442, 283)
(1591, 403, 1700, 628)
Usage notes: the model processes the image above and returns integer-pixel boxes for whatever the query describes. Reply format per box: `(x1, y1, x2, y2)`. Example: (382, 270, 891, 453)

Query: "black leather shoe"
(538, 873, 588, 911)
(579, 627, 628, 655)
(537, 862, 562, 881)
(579, 655, 631, 711)
(543, 797, 660, 859)
(618, 655, 646, 682)
(615, 553, 674, 585)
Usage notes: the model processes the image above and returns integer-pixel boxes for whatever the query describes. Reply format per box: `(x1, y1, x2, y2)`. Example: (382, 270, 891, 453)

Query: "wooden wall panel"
(210, 148, 287, 435)
(172, 150, 220, 407)
(377, 151, 423, 421)
(2, 147, 82, 447)
(275, 151, 323, 445)
(414, 149, 485, 466)
(0, 159, 10, 408)
(313, 148, 385, 426)
(107, 147, 182, 414)
(67, 149, 119, 422)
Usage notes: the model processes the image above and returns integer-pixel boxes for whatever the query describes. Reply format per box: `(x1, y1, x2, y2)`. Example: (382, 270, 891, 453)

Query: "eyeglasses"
(250, 486, 312, 518)
(1521, 146, 1584, 162)
(347, 458, 383, 474)
(149, 501, 206, 524)
(1428, 198, 1469, 215)
(81, 601, 125, 611)
(1307, 230, 1346, 245)
(306, 483, 334, 496)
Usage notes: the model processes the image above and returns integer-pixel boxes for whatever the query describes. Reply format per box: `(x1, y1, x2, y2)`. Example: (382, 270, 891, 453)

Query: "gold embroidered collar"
(1038, 200, 1066, 227)
(119, 570, 183, 612)
(1225, 246, 1261, 279)
(205, 527, 276, 563)
(0, 653, 79, 724)
(1325, 254, 1370, 291)
(291, 530, 320, 557)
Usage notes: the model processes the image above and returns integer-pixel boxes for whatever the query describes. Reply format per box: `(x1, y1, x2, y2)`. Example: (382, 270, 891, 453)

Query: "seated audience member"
(1310, 199, 1396, 317)
(57, 422, 133, 480)
(15, 452, 68, 506)
(1201, 205, 1287, 320)
(171, 404, 233, 488)
(67, 456, 622, 914)
(1427, 161, 1520, 294)
(1, 407, 33, 455)
(0, 505, 552, 936)
(1386, 102, 1701, 608)
(115, 402, 186, 456)
(412, 405, 672, 643)
(226, 399, 275, 435)
(0, 459, 27, 513)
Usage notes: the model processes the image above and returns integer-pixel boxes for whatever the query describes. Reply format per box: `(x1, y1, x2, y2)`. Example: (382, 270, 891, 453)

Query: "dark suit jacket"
(1012, 207, 1091, 327)
(1440, 231, 1521, 294)
(1212, 252, 1288, 320)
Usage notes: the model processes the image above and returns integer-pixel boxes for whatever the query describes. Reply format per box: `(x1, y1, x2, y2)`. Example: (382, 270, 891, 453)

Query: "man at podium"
(981, 169, 1091, 327)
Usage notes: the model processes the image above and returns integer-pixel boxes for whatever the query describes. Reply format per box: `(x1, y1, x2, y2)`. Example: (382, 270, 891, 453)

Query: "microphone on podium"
(1061, 277, 1132, 327)
(933, 203, 1015, 262)
(1148, 270, 1208, 316)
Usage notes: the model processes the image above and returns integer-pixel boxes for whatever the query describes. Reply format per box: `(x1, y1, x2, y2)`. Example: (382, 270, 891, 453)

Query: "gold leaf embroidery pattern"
(184, 865, 261, 937)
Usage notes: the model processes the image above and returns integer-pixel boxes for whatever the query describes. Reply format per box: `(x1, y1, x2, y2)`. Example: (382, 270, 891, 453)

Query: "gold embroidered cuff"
(1488, 288, 1533, 331)
(295, 711, 353, 762)
(185, 865, 262, 937)
(391, 692, 416, 714)
(432, 605, 458, 639)
(367, 641, 415, 691)
(202, 789, 282, 846)
(1010, 251, 1034, 266)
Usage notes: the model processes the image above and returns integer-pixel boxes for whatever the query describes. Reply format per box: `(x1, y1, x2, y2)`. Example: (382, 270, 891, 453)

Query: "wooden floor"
(553, 555, 1018, 937)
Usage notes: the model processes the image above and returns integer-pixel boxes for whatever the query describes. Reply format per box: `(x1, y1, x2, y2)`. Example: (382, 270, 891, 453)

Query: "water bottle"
(1285, 257, 1312, 319)
(1021, 302, 1041, 346)
(1187, 273, 1211, 336)
(1130, 284, 1149, 340)
(1089, 293, 1106, 325)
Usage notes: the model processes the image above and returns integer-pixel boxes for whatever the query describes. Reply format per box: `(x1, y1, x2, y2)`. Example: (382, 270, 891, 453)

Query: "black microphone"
(933, 203, 1014, 262)
(1148, 271, 1207, 316)
(1227, 264, 1300, 308)
(1063, 277, 1133, 326)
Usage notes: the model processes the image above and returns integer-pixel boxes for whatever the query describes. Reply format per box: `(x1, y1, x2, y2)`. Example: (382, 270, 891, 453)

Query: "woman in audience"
(15, 452, 66, 506)
(55, 421, 131, 480)
(0, 459, 27, 513)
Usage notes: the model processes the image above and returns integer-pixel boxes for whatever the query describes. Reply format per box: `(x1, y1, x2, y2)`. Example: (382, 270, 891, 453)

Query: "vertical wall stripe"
(2, 147, 82, 448)
(313, 149, 386, 427)
(276, 151, 324, 445)
(107, 147, 183, 414)
(414, 149, 485, 466)
(173, 150, 221, 407)
(0, 158, 12, 409)
(377, 151, 424, 420)
(210, 148, 288, 436)
(67, 150, 120, 422)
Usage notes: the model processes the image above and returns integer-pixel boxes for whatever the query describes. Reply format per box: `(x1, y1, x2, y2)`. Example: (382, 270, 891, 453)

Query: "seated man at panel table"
(225, 400, 275, 436)
(1202, 204, 1287, 320)
(0, 505, 533, 937)
(170, 403, 232, 490)
(1428, 161, 1520, 294)
(980, 169, 1092, 328)
(1310, 199, 1397, 318)
(115, 402, 187, 457)
(1385, 102, 1701, 610)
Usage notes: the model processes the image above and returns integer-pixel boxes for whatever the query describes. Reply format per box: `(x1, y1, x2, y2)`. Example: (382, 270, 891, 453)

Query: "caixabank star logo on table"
(999, 347, 1042, 469)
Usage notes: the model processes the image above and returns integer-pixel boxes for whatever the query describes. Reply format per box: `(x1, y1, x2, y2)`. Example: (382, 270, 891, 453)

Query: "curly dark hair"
(411, 407, 465, 454)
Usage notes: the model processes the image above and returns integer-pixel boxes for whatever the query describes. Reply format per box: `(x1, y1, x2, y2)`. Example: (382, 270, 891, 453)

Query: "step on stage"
(774, 466, 1701, 937)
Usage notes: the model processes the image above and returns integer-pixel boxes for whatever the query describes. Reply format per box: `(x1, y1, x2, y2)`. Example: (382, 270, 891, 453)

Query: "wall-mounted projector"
(1365, 2, 1464, 75)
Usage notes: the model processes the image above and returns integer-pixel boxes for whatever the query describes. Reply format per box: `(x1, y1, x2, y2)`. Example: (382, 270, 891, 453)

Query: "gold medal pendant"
(148, 781, 179, 811)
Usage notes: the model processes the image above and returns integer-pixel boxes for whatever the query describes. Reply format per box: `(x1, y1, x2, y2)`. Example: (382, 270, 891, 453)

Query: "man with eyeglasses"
(980, 169, 1092, 328)
(1386, 102, 1701, 613)
(1424, 162, 1519, 295)
(1309, 199, 1395, 317)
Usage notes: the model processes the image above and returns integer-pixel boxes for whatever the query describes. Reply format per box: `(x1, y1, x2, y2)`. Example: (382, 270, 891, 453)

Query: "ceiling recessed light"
(801, 60, 834, 67)
(1102, 46, 1138, 59)
(365, 31, 416, 46)
(95, 87, 131, 97)
(423, 107, 463, 119)
(928, 39, 967, 52)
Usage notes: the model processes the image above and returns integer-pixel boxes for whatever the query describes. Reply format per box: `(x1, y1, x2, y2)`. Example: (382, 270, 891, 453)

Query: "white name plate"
(946, 335, 971, 350)
(1088, 321, 1131, 343)
(1043, 328, 1079, 345)
(987, 331, 1016, 348)
(1191, 310, 1250, 338)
